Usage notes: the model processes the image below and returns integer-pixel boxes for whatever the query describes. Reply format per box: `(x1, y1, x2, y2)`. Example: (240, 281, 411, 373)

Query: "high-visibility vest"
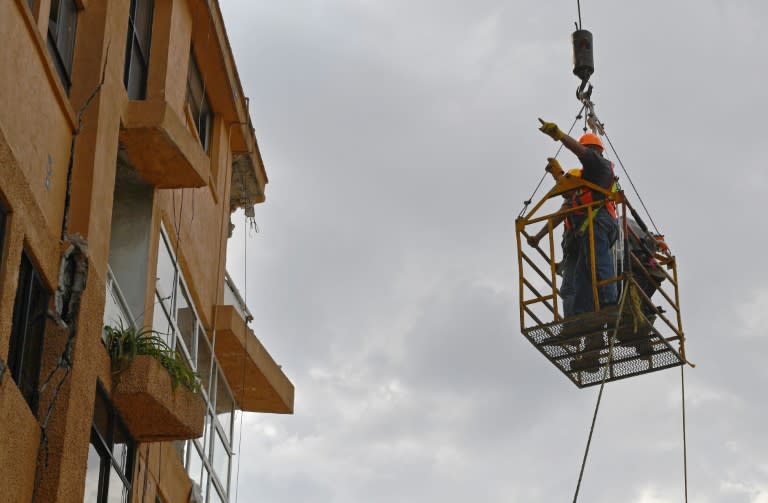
(564, 163, 618, 231)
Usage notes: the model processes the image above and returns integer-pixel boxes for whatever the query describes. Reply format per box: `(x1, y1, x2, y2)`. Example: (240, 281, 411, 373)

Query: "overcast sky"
(218, 1, 768, 502)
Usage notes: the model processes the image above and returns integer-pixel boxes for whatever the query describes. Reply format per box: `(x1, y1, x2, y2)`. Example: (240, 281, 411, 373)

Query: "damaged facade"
(0, 1, 293, 502)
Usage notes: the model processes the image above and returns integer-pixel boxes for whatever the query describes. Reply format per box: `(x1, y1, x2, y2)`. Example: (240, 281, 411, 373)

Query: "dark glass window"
(47, 0, 78, 94)
(7, 251, 50, 415)
(187, 52, 212, 152)
(84, 384, 135, 503)
(123, 0, 154, 99)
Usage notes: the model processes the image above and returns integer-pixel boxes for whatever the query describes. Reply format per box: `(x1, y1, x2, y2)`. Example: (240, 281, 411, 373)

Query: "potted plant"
(104, 323, 205, 441)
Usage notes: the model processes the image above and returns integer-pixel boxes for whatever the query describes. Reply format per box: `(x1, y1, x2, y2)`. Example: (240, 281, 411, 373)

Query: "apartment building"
(0, 1, 294, 502)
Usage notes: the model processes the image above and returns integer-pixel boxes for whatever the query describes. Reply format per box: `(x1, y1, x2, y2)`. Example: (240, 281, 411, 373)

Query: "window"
(7, 251, 50, 414)
(187, 52, 212, 152)
(154, 227, 236, 501)
(84, 384, 135, 503)
(47, 0, 79, 93)
(123, 0, 154, 99)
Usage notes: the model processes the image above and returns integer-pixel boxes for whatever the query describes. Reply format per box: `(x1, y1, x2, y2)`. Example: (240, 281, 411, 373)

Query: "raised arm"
(538, 118, 589, 158)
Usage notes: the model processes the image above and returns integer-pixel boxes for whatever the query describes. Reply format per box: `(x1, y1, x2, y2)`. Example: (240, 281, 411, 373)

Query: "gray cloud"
(220, 1, 768, 501)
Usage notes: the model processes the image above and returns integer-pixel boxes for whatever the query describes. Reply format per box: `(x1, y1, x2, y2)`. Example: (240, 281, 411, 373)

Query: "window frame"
(186, 51, 212, 153)
(84, 383, 136, 503)
(46, 0, 79, 94)
(154, 226, 236, 501)
(123, 0, 155, 100)
(7, 250, 50, 415)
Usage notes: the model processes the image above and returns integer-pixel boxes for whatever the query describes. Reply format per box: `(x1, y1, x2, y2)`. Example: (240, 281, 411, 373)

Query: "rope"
(518, 104, 586, 218)
(572, 284, 629, 502)
(601, 131, 661, 236)
(681, 365, 689, 503)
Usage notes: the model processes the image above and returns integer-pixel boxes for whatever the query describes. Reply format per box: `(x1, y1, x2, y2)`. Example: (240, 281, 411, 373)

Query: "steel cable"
(601, 131, 662, 235)
(518, 104, 586, 218)
(572, 284, 629, 502)
(681, 365, 689, 503)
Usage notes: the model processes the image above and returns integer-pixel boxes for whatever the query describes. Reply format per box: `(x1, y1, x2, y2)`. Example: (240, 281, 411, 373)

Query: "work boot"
(570, 353, 601, 373)
(636, 340, 654, 357)
(584, 332, 604, 351)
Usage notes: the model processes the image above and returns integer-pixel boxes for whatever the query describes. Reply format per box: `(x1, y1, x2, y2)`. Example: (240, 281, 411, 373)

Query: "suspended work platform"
(523, 307, 684, 388)
(515, 173, 690, 388)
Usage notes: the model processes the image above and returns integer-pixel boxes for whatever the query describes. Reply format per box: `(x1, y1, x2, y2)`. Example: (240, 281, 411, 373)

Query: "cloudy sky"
(218, 1, 768, 502)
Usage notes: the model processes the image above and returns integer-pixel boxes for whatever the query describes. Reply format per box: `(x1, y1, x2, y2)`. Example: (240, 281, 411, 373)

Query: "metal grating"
(522, 308, 684, 388)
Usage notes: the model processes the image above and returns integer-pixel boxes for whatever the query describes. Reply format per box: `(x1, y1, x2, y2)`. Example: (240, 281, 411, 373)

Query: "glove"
(545, 157, 563, 178)
(538, 118, 564, 141)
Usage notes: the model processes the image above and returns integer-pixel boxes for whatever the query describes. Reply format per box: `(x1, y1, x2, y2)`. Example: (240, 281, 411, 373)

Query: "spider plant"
(104, 323, 201, 394)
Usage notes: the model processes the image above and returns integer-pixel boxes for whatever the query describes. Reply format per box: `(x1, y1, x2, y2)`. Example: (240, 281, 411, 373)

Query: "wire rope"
(681, 365, 689, 503)
(601, 130, 662, 235)
(577, 0, 583, 29)
(518, 104, 586, 218)
(572, 285, 629, 503)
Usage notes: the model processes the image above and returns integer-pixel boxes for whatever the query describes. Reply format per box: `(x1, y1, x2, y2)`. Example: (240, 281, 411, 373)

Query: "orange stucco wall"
(0, 1, 73, 240)
(0, 0, 268, 502)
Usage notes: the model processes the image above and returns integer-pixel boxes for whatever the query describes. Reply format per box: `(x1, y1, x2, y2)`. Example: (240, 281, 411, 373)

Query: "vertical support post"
(548, 217, 559, 321)
(671, 258, 686, 360)
(515, 219, 526, 332)
(621, 200, 629, 297)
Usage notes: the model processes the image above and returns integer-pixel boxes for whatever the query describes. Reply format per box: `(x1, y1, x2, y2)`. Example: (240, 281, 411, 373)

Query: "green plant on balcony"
(104, 323, 201, 394)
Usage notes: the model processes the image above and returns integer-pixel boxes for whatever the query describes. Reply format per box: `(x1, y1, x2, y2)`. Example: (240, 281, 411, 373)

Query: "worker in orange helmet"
(537, 119, 619, 369)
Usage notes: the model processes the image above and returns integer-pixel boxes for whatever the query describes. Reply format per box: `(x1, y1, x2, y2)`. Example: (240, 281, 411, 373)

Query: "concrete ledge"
(112, 355, 205, 442)
(213, 305, 294, 413)
(120, 100, 210, 188)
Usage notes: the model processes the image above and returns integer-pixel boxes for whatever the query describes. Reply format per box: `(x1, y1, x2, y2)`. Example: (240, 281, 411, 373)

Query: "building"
(0, 1, 294, 502)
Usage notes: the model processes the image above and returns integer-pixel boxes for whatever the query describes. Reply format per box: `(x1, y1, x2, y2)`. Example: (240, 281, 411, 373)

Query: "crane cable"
(570, 285, 691, 502)
(601, 129, 662, 235)
(571, 284, 629, 503)
(681, 365, 689, 503)
(577, 0, 582, 29)
(517, 103, 586, 218)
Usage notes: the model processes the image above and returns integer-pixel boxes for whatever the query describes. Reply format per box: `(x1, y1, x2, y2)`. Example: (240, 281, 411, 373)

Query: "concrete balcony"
(212, 275, 293, 413)
(119, 99, 210, 188)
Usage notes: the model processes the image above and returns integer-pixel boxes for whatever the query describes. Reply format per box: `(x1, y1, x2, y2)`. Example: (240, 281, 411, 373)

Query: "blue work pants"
(562, 211, 618, 317)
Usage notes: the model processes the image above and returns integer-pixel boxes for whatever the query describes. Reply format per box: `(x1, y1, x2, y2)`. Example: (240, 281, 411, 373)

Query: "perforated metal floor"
(522, 308, 684, 388)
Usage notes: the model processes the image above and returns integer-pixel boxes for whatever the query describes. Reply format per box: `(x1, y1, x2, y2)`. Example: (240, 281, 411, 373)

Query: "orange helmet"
(579, 132, 603, 150)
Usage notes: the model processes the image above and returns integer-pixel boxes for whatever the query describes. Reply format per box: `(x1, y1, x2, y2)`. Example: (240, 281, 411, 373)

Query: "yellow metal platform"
(515, 173, 689, 387)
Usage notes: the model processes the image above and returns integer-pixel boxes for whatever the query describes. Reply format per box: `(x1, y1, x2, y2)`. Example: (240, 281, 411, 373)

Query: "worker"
(537, 119, 619, 318)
